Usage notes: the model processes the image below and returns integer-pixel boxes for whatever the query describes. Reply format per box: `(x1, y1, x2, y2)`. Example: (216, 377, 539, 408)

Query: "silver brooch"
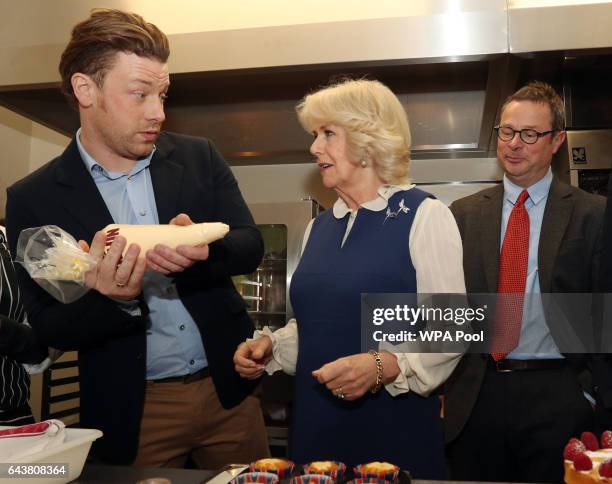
(384, 198, 410, 224)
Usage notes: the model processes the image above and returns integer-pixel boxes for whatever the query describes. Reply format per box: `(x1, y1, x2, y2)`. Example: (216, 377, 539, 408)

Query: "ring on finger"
(335, 387, 345, 399)
(115, 260, 126, 287)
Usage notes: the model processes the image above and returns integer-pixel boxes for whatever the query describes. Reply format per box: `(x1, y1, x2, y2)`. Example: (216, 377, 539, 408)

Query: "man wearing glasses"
(444, 81, 605, 483)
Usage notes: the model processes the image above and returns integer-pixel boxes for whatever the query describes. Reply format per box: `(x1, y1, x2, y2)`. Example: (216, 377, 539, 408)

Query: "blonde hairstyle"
(296, 78, 411, 184)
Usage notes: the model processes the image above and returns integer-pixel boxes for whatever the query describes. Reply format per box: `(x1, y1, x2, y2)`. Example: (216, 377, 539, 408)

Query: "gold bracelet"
(368, 349, 383, 394)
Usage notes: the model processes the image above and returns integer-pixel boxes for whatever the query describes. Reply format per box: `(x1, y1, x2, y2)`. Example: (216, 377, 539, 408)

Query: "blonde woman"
(235, 79, 465, 478)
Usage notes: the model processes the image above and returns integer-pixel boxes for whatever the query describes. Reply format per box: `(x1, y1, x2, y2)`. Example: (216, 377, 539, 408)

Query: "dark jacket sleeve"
(173, 140, 263, 282)
(590, 185, 612, 410)
(449, 199, 467, 238)
(601, 174, 612, 291)
(0, 315, 47, 363)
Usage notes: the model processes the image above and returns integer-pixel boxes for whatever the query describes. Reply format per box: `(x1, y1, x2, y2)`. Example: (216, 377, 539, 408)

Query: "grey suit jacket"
(444, 177, 605, 443)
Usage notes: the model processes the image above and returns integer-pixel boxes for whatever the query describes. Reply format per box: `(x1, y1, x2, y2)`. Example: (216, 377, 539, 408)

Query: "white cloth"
(0, 419, 65, 461)
(254, 185, 466, 397)
(23, 353, 57, 375)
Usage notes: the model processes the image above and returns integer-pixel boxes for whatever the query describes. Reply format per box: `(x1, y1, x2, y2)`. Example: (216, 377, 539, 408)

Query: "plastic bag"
(15, 226, 97, 304)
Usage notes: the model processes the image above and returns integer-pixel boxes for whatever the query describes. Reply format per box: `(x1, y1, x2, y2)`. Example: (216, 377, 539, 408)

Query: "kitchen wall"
(0, 108, 68, 218)
(29, 123, 71, 172)
(0, 106, 31, 218)
(0, 110, 70, 216)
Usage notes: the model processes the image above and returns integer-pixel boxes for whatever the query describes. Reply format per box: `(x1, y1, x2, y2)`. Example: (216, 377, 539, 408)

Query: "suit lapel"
(55, 134, 184, 238)
(149, 134, 183, 224)
(54, 139, 114, 239)
(539, 178, 573, 293)
(480, 185, 503, 292)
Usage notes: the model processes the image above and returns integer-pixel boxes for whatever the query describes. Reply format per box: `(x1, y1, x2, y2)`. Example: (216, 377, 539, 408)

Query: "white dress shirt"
(255, 185, 466, 397)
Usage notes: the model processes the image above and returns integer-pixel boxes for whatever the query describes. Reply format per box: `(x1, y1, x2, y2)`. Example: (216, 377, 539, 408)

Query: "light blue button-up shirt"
(500, 168, 562, 359)
(76, 129, 207, 379)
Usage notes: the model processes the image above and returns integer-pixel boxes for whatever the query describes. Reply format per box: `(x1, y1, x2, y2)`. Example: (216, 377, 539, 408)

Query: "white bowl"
(0, 426, 102, 484)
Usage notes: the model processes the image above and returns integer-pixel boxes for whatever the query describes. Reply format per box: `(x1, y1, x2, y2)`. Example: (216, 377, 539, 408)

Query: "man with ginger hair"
(6, 9, 269, 467)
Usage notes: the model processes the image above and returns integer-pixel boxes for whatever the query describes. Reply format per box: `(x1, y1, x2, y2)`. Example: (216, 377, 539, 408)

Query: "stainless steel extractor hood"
(1, 0, 612, 171)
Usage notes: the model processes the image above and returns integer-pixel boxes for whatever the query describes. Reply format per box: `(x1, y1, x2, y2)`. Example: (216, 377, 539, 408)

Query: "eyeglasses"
(494, 126, 557, 145)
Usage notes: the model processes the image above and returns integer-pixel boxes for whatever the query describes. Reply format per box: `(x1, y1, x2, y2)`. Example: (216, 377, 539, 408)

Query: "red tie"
(491, 189, 530, 361)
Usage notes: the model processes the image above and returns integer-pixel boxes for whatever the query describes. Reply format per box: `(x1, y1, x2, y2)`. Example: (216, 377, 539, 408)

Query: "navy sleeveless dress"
(289, 189, 446, 479)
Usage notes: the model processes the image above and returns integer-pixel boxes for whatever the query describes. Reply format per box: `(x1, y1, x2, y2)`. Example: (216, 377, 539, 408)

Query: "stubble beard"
(96, 96, 155, 161)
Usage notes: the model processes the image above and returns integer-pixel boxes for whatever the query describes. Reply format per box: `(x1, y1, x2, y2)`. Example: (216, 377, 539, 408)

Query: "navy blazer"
(6, 132, 263, 464)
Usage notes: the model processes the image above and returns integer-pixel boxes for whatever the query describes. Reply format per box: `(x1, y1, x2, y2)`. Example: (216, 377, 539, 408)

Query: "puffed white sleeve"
(380, 197, 466, 396)
(250, 218, 316, 376)
(253, 319, 298, 375)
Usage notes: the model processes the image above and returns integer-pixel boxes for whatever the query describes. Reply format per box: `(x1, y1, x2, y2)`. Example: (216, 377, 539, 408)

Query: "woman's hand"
(312, 352, 400, 401)
(233, 336, 273, 380)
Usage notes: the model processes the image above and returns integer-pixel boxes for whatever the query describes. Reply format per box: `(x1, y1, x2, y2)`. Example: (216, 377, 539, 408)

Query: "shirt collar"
(502, 167, 552, 206)
(76, 127, 155, 180)
(332, 184, 415, 218)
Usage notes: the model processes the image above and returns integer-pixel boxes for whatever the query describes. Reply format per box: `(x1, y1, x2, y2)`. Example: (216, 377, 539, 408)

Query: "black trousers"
(446, 362, 595, 483)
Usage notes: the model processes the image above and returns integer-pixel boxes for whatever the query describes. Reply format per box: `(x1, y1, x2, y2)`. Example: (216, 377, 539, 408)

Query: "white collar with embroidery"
(332, 184, 415, 219)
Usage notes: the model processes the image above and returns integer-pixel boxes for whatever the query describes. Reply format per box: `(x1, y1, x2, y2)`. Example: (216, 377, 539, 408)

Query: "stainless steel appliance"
(235, 198, 320, 329)
(553, 130, 612, 196)
(234, 198, 320, 456)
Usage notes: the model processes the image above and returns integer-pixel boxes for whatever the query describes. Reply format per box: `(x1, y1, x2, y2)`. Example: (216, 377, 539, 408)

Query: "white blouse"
(254, 185, 466, 397)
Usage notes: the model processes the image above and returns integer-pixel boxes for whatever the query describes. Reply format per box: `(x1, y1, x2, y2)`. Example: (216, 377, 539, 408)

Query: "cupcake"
(347, 479, 391, 484)
(291, 475, 335, 484)
(232, 472, 279, 484)
(250, 458, 295, 478)
(354, 462, 400, 481)
(303, 461, 346, 480)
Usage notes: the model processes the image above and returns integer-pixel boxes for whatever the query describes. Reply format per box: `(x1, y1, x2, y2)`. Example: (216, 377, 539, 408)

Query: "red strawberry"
(574, 453, 593, 471)
(600, 459, 612, 478)
(564, 438, 587, 460)
(582, 431, 600, 451)
(602, 431, 612, 449)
